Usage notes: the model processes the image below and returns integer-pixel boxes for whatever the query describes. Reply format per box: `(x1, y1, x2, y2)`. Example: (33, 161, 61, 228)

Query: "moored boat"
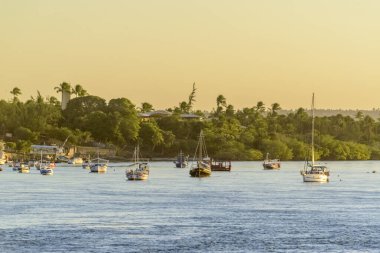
(300, 93, 330, 183)
(126, 145, 150, 180)
(16, 163, 30, 173)
(90, 157, 108, 173)
(211, 160, 231, 171)
(189, 130, 211, 177)
(40, 166, 54, 175)
(173, 150, 188, 168)
(263, 153, 281, 170)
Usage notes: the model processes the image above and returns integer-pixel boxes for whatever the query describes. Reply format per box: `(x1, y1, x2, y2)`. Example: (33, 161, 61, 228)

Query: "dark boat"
(174, 151, 188, 168)
(263, 153, 281, 170)
(211, 160, 231, 171)
(189, 131, 211, 177)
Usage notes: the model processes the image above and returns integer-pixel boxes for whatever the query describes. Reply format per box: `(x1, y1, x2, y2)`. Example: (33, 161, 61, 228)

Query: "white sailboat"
(38, 151, 54, 175)
(90, 157, 108, 173)
(300, 93, 330, 182)
(126, 145, 149, 180)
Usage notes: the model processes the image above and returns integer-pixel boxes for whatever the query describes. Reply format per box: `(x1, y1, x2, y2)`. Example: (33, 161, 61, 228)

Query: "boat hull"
(126, 173, 149, 180)
(189, 167, 211, 177)
(263, 163, 280, 170)
(40, 168, 54, 175)
(175, 162, 187, 168)
(90, 165, 107, 173)
(302, 173, 329, 182)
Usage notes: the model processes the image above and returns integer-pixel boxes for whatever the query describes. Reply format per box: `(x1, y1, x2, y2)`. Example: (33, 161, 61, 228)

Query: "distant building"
(30, 145, 63, 155)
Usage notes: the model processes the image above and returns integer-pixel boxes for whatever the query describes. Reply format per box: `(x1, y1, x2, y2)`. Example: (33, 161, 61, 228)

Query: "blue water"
(0, 161, 379, 252)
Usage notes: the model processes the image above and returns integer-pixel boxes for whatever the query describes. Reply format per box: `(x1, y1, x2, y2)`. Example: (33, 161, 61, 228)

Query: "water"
(0, 161, 379, 252)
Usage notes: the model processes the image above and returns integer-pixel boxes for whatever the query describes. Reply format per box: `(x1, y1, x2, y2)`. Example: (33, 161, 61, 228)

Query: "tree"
(54, 82, 72, 94)
(187, 82, 196, 111)
(10, 87, 22, 102)
(140, 102, 154, 113)
(71, 84, 88, 97)
(216, 95, 227, 115)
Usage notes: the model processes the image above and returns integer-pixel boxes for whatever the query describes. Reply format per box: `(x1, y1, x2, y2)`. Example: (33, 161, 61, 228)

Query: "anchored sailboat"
(126, 145, 150, 180)
(300, 93, 330, 182)
(189, 130, 211, 177)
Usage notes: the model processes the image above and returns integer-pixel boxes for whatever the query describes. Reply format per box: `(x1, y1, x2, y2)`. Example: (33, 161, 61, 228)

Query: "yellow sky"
(1, 0, 380, 110)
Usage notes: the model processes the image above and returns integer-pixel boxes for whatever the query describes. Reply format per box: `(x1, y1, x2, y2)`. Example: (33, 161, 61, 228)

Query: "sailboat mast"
(311, 93, 315, 166)
(199, 131, 203, 161)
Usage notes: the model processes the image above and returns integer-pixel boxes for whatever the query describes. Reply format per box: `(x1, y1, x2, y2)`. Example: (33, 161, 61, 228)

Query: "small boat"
(173, 150, 188, 168)
(16, 163, 30, 173)
(40, 166, 54, 175)
(189, 130, 211, 177)
(126, 145, 150, 180)
(263, 153, 281, 170)
(300, 93, 330, 182)
(211, 160, 231, 171)
(90, 157, 108, 173)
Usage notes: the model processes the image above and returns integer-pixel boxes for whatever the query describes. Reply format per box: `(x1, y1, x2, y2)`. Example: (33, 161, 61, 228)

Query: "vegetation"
(1, 84, 380, 161)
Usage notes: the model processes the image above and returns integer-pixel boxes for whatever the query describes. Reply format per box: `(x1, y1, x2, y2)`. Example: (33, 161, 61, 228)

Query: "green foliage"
(2, 88, 380, 161)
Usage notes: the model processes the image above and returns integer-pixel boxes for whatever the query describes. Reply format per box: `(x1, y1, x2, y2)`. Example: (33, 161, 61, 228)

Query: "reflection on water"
(0, 161, 379, 252)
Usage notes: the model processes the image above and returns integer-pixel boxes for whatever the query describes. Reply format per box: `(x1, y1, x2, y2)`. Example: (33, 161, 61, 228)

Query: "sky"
(1, 0, 380, 110)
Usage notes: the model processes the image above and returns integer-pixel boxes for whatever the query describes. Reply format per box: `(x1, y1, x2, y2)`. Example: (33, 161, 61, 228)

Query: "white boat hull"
(302, 173, 329, 182)
(90, 165, 107, 173)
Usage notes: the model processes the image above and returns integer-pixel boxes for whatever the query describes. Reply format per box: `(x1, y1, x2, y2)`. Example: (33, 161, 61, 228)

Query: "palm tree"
(71, 84, 88, 97)
(216, 95, 227, 115)
(271, 103, 281, 116)
(54, 82, 72, 94)
(10, 87, 22, 102)
(255, 101, 266, 114)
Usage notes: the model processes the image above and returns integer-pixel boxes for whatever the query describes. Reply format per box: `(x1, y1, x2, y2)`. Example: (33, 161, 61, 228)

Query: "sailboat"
(300, 93, 330, 182)
(126, 145, 149, 180)
(173, 150, 188, 168)
(90, 152, 108, 173)
(35, 151, 54, 175)
(262, 153, 281, 170)
(189, 130, 211, 177)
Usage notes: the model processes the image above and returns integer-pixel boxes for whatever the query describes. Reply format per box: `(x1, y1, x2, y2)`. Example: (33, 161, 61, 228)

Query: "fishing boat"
(211, 160, 231, 171)
(262, 153, 281, 170)
(90, 157, 108, 173)
(189, 130, 211, 177)
(126, 145, 150, 180)
(300, 93, 330, 182)
(173, 150, 188, 168)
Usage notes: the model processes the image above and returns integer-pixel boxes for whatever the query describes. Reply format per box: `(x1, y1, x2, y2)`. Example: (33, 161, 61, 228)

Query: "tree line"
(1, 83, 380, 161)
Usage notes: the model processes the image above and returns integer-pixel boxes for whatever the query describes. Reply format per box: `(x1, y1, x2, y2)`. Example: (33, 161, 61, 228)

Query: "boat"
(40, 165, 54, 175)
(126, 145, 150, 180)
(15, 162, 30, 173)
(89, 157, 108, 173)
(173, 150, 188, 168)
(300, 93, 330, 182)
(262, 153, 281, 170)
(211, 160, 231, 171)
(189, 130, 211, 177)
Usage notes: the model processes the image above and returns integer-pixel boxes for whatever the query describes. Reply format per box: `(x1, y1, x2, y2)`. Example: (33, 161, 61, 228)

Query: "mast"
(311, 93, 315, 166)
(199, 131, 203, 162)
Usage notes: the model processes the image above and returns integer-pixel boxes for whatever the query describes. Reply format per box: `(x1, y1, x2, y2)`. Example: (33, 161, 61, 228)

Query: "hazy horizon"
(1, 0, 380, 110)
